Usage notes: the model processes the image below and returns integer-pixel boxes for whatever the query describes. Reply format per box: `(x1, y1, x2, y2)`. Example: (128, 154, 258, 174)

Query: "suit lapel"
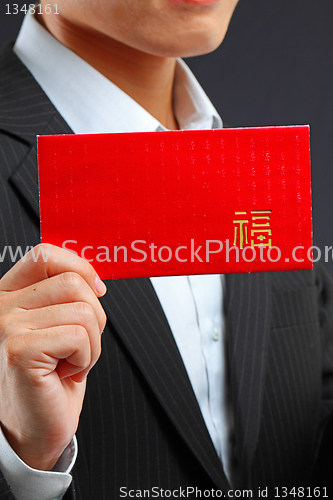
(0, 43, 72, 145)
(102, 278, 230, 491)
(225, 272, 271, 479)
(9, 115, 73, 218)
(0, 44, 73, 217)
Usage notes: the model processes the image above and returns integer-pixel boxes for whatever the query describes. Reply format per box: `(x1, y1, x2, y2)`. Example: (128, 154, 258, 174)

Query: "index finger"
(0, 244, 107, 296)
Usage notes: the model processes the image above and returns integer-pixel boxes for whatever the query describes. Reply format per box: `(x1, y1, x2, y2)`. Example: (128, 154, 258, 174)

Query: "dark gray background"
(1, 0, 333, 274)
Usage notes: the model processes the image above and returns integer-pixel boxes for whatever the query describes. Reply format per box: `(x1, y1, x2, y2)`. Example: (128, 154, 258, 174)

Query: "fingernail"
(95, 275, 107, 296)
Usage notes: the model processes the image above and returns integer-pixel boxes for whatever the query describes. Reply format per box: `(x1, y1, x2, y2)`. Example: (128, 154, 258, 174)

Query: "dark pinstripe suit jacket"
(1, 42, 333, 500)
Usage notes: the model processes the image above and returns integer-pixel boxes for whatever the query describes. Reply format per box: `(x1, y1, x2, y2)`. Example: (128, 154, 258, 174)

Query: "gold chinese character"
(250, 210, 272, 247)
(233, 212, 249, 249)
(232, 210, 272, 249)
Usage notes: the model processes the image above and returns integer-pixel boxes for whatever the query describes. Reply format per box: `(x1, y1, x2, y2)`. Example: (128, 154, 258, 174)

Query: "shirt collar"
(14, 11, 222, 134)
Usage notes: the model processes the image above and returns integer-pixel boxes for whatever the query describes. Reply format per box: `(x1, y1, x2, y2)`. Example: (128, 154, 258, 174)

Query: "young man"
(0, 1, 332, 499)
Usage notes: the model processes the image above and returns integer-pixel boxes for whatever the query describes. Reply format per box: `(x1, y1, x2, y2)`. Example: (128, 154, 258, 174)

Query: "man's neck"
(38, 12, 179, 130)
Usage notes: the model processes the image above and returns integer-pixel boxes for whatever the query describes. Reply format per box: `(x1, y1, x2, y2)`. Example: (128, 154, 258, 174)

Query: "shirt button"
(212, 325, 220, 341)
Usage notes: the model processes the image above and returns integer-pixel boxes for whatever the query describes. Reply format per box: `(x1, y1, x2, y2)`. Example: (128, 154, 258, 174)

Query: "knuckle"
(71, 324, 89, 344)
(71, 325, 91, 365)
(61, 272, 85, 293)
(73, 302, 95, 322)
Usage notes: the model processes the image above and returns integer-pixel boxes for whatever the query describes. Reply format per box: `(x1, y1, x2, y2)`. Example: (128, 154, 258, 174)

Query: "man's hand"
(0, 244, 107, 471)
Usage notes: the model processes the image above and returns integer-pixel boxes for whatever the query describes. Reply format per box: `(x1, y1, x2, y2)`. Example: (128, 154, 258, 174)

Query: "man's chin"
(141, 29, 229, 59)
(178, 32, 228, 58)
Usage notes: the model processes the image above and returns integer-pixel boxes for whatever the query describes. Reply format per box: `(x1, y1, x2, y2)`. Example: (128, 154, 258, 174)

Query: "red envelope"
(38, 126, 313, 279)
